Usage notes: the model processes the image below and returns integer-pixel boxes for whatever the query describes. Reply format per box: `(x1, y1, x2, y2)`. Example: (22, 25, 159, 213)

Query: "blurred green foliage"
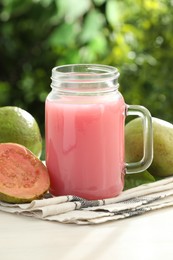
(1, 0, 173, 138)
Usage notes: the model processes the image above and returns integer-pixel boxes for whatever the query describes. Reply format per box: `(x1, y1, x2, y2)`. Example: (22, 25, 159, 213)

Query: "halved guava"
(0, 143, 50, 203)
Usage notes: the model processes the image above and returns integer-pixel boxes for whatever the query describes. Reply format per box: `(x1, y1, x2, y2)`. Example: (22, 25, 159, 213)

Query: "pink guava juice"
(45, 93, 126, 200)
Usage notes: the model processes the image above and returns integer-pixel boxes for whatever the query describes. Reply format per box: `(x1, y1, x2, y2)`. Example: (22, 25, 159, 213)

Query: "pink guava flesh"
(0, 143, 50, 203)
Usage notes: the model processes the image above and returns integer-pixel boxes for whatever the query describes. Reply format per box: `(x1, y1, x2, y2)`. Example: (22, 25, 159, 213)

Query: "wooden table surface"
(1, 205, 173, 260)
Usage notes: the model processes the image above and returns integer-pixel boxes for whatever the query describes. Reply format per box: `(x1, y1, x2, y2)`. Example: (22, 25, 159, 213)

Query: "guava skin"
(0, 106, 42, 158)
(125, 117, 173, 177)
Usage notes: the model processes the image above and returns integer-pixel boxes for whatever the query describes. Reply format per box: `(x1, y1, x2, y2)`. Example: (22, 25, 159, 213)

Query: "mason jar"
(45, 64, 153, 200)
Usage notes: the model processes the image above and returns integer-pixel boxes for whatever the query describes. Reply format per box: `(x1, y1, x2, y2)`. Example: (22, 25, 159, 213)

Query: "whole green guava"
(125, 117, 173, 177)
(0, 106, 42, 158)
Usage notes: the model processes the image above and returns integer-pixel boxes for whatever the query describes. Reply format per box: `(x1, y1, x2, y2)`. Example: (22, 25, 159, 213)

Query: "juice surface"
(45, 94, 126, 200)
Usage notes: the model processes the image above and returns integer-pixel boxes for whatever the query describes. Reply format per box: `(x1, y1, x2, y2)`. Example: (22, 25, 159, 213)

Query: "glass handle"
(125, 105, 153, 174)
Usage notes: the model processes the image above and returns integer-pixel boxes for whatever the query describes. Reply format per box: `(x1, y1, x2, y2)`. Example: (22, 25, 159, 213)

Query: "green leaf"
(55, 0, 91, 22)
(124, 170, 156, 190)
(48, 23, 78, 47)
(80, 9, 105, 43)
(106, 0, 121, 27)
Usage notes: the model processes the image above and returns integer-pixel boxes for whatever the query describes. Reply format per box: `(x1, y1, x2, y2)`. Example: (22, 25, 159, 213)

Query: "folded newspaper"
(1, 176, 173, 225)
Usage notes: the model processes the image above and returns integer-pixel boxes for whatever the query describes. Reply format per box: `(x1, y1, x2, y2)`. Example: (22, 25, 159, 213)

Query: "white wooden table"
(0, 206, 173, 260)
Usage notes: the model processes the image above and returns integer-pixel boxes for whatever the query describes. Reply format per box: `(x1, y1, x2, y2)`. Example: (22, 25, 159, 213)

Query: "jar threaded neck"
(51, 64, 120, 95)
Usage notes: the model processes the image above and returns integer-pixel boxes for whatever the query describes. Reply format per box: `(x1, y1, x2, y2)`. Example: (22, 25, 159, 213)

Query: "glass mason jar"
(45, 64, 153, 200)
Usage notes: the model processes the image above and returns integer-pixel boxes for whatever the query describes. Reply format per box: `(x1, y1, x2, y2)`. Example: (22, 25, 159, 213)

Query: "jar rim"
(51, 64, 119, 83)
